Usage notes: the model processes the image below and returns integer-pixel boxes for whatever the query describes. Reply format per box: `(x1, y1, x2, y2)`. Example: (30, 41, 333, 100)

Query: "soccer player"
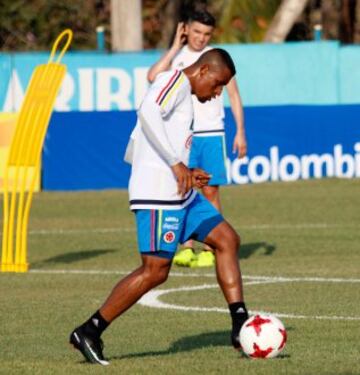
(69, 48, 248, 365)
(147, 10, 247, 268)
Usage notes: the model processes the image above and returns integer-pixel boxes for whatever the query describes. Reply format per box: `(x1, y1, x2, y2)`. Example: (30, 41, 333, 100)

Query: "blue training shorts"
(134, 194, 224, 259)
(188, 135, 228, 186)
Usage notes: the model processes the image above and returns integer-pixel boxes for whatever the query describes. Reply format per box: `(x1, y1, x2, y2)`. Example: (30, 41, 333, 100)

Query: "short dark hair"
(213, 48, 236, 76)
(187, 10, 216, 27)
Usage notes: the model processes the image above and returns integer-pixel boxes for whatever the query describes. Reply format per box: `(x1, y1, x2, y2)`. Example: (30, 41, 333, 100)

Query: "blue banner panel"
(339, 45, 360, 104)
(0, 41, 345, 111)
(42, 105, 360, 191)
(225, 105, 360, 184)
(42, 111, 135, 190)
(2, 50, 162, 112)
(222, 42, 340, 106)
(0, 54, 12, 110)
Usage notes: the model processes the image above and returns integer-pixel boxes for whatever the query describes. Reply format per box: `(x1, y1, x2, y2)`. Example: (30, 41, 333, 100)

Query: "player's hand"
(233, 132, 247, 159)
(191, 168, 211, 188)
(172, 22, 187, 50)
(171, 162, 193, 197)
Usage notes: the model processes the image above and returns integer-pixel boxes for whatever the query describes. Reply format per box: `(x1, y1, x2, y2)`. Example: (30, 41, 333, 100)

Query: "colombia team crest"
(163, 231, 175, 243)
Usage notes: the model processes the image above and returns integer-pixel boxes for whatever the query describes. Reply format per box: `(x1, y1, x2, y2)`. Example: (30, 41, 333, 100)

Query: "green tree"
(213, 0, 281, 43)
(0, 0, 110, 51)
(2, 0, 360, 52)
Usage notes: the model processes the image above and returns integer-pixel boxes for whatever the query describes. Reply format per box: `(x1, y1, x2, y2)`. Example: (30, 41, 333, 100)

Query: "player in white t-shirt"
(69, 49, 249, 365)
(147, 10, 247, 268)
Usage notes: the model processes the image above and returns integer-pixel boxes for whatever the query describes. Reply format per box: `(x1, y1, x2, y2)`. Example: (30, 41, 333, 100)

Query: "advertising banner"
(42, 105, 360, 191)
(1, 42, 342, 112)
(339, 45, 360, 104)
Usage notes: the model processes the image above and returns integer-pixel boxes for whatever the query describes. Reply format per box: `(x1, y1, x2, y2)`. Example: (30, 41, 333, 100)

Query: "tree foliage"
(1, 0, 360, 52)
(0, 0, 110, 51)
(213, 0, 282, 43)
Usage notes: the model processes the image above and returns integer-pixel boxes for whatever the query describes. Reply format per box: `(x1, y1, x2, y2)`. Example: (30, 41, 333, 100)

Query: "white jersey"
(171, 45, 225, 135)
(127, 70, 197, 210)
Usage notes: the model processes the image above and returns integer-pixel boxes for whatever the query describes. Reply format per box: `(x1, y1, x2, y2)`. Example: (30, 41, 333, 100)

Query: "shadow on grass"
(32, 248, 116, 266)
(114, 330, 290, 360)
(114, 330, 229, 360)
(240, 242, 276, 259)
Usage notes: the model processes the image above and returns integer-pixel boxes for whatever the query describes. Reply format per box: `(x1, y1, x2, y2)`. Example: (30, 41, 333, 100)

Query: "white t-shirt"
(128, 70, 197, 210)
(171, 45, 225, 135)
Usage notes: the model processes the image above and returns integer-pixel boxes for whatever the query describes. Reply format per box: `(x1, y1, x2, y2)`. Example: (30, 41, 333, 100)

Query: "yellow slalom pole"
(1, 29, 73, 272)
(19, 65, 66, 271)
(1, 167, 12, 271)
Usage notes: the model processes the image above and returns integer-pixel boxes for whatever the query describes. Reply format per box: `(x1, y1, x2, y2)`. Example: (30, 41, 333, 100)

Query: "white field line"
(0, 222, 358, 237)
(138, 283, 360, 321)
(26, 269, 360, 321)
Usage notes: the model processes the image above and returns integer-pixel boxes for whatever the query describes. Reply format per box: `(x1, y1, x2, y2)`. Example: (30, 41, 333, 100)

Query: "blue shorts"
(134, 194, 224, 259)
(188, 135, 228, 186)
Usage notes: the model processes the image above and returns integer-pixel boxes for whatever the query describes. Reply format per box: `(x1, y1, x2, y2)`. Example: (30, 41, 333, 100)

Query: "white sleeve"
(136, 71, 188, 166)
(124, 121, 141, 164)
(138, 100, 180, 167)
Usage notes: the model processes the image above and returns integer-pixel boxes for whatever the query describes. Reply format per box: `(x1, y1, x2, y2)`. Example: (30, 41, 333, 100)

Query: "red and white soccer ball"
(239, 314, 287, 359)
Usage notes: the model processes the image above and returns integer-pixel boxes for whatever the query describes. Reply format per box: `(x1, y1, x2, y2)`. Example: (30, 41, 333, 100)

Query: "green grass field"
(1, 179, 359, 375)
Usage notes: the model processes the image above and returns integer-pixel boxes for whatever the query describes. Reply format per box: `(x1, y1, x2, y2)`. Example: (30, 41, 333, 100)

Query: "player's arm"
(138, 102, 192, 197)
(226, 77, 247, 158)
(147, 22, 187, 83)
(138, 110, 179, 166)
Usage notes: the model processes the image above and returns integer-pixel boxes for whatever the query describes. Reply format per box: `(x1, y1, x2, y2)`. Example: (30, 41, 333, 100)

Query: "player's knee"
(221, 227, 240, 251)
(155, 267, 169, 285)
(142, 263, 169, 287)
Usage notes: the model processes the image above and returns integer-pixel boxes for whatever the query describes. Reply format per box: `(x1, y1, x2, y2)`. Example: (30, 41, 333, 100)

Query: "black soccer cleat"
(69, 326, 109, 366)
(231, 328, 241, 349)
(230, 310, 249, 350)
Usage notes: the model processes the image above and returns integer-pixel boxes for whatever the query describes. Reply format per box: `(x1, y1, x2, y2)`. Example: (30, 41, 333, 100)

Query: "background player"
(147, 10, 247, 268)
(69, 49, 248, 365)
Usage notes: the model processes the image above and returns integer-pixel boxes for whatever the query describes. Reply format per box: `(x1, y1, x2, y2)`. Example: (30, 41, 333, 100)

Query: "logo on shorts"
(163, 231, 175, 243)
(165, 217, 179, 223)
(163, 223, 179, 230)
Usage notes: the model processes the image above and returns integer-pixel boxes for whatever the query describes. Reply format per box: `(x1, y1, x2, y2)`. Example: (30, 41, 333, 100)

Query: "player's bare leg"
(203, 221, 248, 348)
(202, 184, 222, 212)
(204, 221, 243, 302)
(100, 255, 172, 321)
(70, 255, 172, 364)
